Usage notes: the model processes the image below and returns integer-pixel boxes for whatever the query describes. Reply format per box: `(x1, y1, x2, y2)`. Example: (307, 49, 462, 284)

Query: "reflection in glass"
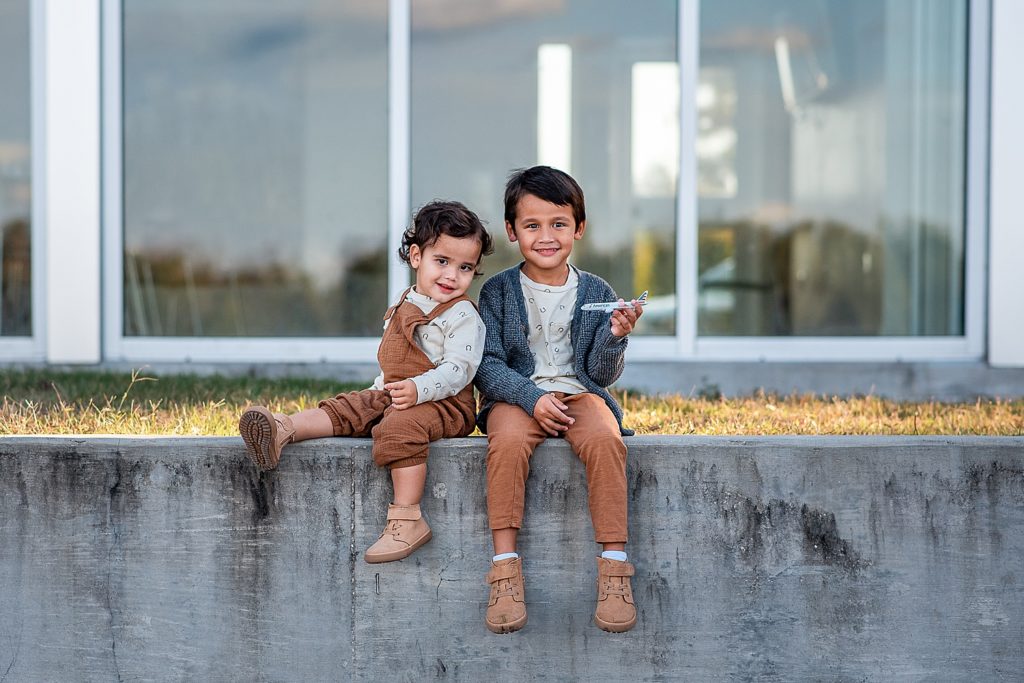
(632, 62, 679, 199)
(0, 2, 31, 337)
(123, 2, 388, 337)
(699, 0, 968, 336)
(537, 43, 572, 173)
(410, 0, 678, 335)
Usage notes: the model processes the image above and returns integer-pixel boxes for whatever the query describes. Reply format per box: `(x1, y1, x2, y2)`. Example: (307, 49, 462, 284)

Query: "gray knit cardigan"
(473, 263, 634, 436)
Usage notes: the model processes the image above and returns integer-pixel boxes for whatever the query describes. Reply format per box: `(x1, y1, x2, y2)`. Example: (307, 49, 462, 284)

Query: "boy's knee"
(486, 434, 532, 468)
(575, 432, 626, 464)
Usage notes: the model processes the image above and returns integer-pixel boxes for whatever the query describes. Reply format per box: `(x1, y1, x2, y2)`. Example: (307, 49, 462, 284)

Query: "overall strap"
(382, 287, 414, 323)
(425, 293, 477, 322)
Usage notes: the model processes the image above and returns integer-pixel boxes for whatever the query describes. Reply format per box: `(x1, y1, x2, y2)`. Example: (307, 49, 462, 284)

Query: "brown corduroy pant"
(318, 389, 474, 470)
(485, 392, 628, 543)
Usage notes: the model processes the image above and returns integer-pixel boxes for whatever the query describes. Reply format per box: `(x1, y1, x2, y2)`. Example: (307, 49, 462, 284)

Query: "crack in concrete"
(1, 627, 22, 683)
(348, 454, 357, 674)
(106, 458, 124, 682)
(435, 551, 459, 601)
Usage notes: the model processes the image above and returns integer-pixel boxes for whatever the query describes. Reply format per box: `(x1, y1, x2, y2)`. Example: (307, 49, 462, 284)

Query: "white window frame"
(678, 0, 990, 362)
(101, 0, 388, 363)
(96, 0, 989, 365)
(987, 0, 1024, 367)
(0, 0, 46, 362)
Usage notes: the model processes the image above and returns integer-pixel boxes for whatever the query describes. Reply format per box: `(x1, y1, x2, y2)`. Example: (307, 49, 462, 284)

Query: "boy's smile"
(408, 233, 482, 303)
(506, 193, 585, 285)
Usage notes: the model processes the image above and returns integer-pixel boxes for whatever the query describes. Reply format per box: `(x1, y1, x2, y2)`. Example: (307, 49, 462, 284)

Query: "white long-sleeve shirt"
(520, 268, 588, 395)
(370, 288, 485, 404)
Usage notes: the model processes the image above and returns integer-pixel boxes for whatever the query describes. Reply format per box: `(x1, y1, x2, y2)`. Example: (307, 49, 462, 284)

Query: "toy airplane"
(581, 290, 648, 312)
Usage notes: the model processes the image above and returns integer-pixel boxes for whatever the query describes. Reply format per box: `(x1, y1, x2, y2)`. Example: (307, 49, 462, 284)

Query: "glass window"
(410, 0, 678, 335)
(0, 1, 31, 337)
(698, 0, 968, 336)
(123, 1, 388, 337)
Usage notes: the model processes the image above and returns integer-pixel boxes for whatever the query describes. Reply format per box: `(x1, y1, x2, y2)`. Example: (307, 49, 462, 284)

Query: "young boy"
(239, 200, 493, 564)
(474, 166, 643, 633)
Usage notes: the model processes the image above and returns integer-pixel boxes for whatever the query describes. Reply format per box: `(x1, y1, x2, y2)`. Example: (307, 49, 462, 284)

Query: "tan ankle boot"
(485, 557, 527, 634)
(594, 557, 637, 632)
(364, 504, 432, 564)
(239, 406, 295, 471)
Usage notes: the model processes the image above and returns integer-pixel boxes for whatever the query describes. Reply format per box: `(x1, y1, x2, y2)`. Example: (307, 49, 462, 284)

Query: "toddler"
(240, 200, 493, 563)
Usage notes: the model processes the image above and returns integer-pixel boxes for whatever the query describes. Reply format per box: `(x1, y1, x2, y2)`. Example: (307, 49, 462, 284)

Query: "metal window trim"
(41, 0, 101, 364)
(963, 0, 990, 359)
(115, 337, 380, 364)
(101, 0, 401, 364)
(696, 336, 979, 362)
(101, 0, 122, 361)
(94, 0, 990, 366)
(388, 0, 411, 305)
(683, 0, 988, 363)
(676, 0, 699, 358)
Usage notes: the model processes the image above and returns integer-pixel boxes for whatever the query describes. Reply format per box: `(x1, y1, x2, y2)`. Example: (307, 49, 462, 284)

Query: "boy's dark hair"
(398, 200, 494, 268)
(504, 165, 586, 227)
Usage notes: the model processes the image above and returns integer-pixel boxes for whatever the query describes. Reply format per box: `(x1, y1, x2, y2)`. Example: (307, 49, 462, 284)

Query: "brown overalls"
(318, 288, 478, 469)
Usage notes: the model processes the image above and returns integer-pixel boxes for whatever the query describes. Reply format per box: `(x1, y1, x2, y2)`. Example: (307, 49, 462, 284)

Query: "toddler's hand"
(610, 298, 644, 337)
(533, 393, 574, 436)
(384, 379, 417, 410)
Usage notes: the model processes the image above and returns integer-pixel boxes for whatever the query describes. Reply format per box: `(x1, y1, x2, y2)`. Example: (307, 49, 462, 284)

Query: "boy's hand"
(384, 379, 417, 410)
(533, 393, 575, 436)
(610, 298, 644, 337)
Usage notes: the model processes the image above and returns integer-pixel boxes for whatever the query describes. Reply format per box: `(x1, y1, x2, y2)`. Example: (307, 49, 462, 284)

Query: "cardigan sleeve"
(586, 321, 627, 387)
(474, 276, 548, 416)
(583, 280, 628, 387)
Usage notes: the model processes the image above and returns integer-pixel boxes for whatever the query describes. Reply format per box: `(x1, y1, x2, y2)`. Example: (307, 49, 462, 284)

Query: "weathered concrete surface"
(1, 436, 1022, 681)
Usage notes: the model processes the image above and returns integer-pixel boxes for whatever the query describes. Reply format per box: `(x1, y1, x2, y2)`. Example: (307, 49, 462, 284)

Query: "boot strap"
(486, 563, 520, 584)
(386, 505, 422, 521)
(600, 561, 635, 577)
(272, 413, 296, 440)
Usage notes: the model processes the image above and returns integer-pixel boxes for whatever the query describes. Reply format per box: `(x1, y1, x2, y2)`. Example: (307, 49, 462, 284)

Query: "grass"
(1, 368, 1022, 436)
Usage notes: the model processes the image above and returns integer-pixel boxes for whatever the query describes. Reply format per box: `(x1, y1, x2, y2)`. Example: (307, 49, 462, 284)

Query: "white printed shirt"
(371, 288, 485, 404)
(520, 268, 588, 395)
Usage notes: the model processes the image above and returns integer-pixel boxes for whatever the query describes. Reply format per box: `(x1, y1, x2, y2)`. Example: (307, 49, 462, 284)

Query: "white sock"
(492, 552, 519, 562)
(601, 550, 628, 562)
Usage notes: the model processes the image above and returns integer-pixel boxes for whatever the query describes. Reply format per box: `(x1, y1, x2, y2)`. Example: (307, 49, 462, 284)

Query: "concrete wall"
(1, 436, 1022, 681)
(618, 361, 1024, 401)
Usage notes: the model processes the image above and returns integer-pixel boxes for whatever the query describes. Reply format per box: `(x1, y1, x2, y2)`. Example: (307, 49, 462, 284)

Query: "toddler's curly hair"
(398, 200, 493, 273)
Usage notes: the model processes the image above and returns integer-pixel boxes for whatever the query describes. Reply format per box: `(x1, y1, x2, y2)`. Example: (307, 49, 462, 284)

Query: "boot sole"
(363, 529, 432, 564)
(485, 612, 527, 634)
(594, 613, 637, 633)
(239, 407, 278, 471)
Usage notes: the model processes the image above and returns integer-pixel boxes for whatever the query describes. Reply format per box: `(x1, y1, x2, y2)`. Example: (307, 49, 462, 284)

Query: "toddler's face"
(408, 233, 482, 303)
(505, 193, 585, 281)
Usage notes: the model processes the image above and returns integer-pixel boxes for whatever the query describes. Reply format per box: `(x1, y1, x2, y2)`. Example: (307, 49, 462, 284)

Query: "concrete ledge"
(2, 436, 1023, 680)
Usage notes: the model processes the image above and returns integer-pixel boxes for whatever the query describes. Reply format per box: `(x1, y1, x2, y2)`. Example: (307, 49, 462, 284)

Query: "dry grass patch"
(1, 369, 1021, 436)
(1, 369, 364, 436)
(619, 391, 1024, 436)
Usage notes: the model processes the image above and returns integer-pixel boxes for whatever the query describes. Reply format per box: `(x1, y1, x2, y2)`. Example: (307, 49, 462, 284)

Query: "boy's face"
(505, 193, 585, 283)
(408, 233, 482, 303)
